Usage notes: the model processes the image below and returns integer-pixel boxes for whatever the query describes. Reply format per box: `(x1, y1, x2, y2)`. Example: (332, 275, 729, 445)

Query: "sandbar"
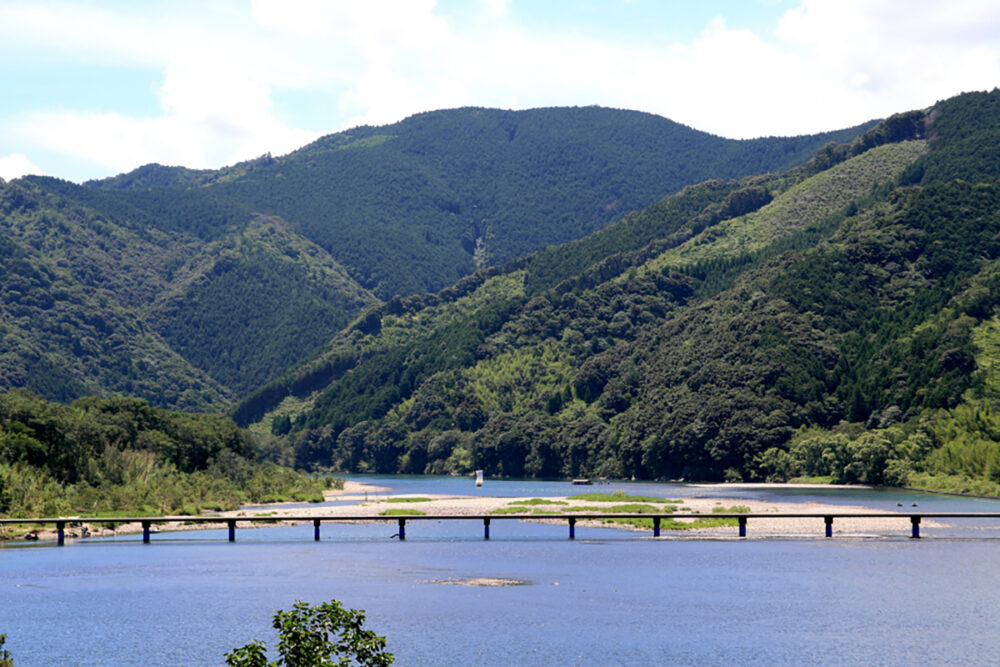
(12, 482, 947, 542)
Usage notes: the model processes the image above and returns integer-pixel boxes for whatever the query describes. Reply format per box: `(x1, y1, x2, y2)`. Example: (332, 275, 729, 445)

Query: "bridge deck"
(4, 512, 1000, 544)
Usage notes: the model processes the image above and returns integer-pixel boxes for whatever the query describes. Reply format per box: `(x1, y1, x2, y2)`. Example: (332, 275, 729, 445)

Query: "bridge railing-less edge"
(3, 512, 999, 544)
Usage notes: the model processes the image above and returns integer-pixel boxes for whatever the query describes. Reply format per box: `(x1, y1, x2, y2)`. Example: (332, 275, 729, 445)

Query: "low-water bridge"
(4, 512, 1000, 544)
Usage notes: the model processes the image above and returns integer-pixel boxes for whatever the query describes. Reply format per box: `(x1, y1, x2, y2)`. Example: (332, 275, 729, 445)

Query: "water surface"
(3, 478, 999, 665)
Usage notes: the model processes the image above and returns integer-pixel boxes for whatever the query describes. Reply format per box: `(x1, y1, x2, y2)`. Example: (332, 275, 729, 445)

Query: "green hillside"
(0, 180, 233, 409)
(148, 216, 376, 396)
(0, 106, 872, 409)
(90, 106, 876, 298)
(254, 91, 1000, 494)
(0, 179, 375, 409)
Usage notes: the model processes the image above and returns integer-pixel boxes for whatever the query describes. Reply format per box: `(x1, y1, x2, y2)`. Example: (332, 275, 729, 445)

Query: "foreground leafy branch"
(226, 599, 394, 667)
(0, 634, 12, 667)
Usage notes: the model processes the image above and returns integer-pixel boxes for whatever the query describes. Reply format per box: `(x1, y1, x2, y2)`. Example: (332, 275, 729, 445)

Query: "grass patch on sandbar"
(712, 505, 751, 514)
(79, 509, 162, 519)
(507, 498, 569, 506)
(567, 491, 682, 504)
(385, 497, 434, 503)
(598, 516, 740, 531)
(378, 508, 426, 516)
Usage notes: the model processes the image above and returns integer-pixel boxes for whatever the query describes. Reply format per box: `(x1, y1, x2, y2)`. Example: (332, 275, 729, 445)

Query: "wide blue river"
(3, 477, 1000, 665)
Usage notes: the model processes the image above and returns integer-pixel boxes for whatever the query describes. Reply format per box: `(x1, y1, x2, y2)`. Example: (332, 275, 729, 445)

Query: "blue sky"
(1, 0, 998, 183)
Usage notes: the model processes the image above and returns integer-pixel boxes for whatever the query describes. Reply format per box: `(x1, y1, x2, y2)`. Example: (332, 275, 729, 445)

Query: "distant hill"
(0, 106, 872, 409)
(246, 91, 1000, 493)
(88, 106, 876, 298)
(0, 179, 375, 409)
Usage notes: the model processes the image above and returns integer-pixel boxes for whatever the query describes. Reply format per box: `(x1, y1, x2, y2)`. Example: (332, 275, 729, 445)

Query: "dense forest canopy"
(240, 91, 1000, 494)
(88, 106, 875, 296)
(0, 390, 328, 519)
(0, 106, 871, 410)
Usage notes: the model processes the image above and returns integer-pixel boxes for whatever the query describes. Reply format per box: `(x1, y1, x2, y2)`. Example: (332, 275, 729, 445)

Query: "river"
(2, 477, 999, 665)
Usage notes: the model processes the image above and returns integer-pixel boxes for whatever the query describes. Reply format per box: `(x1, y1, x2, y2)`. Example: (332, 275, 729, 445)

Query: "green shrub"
(226, 599, 393, 666)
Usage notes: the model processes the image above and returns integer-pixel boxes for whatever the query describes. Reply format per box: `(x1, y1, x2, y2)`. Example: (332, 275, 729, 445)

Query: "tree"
(226, 599, 393, 667)
(753, 447, 797, 482)
(0, 472, 10, 515)
(0, 633, 12, 667)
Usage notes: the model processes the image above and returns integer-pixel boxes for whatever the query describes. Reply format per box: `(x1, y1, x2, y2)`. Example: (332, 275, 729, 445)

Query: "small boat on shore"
(571, 479, 592, 485)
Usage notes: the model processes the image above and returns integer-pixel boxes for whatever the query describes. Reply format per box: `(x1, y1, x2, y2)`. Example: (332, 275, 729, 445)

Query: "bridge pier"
(568, 517, 576, 540)
(738, 516, 747, 538)
(56, 521, 65, 546)
(483, 518, 490, 540)
(397, 518, 406, 541)
(313, 518, 321, 541)
(227, 520, 236, 542)
(653, 516, 661, 538)
(142, 520, 151, 543)
(911, 516, 921, 539)
(825, 516, 833, 538)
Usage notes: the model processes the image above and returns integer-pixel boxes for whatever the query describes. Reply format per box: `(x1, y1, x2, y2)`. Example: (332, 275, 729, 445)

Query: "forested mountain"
(0, 178, 375, 409)
(0, 106, 873, 409)
(88, 106, 874, 298)
(246, 90, 1000, 493)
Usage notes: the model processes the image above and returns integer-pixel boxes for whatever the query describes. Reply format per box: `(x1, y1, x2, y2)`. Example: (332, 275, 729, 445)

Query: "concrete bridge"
(4, 512, 1000, 544)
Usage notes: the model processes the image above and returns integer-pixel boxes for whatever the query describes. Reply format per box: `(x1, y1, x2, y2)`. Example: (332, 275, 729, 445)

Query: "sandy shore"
(12, 481, 945, 542)
(241, 489, 937, 538)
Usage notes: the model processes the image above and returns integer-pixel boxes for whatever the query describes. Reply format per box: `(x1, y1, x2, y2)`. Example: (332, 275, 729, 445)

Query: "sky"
(1, 0, 998, 183)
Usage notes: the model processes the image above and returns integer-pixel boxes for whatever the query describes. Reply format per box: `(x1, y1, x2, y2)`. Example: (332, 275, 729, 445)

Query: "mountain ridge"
(0, 105, 876, 409)
(85, 105, 878, 299)
(242, 91, 1000, 493)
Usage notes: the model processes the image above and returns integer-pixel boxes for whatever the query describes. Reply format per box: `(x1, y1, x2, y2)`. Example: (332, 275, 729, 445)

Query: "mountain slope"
(149, 216, 376, 396)
(253, 92, 1000, 488)
(0, 180, 233, 409)
(0, 106, 873, 408)
(90, 106, 877, 298)
(0, 179, 376, 409)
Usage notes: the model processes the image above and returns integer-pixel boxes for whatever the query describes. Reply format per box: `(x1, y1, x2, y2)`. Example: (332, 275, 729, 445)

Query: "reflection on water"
(3, 478, 1000, 665)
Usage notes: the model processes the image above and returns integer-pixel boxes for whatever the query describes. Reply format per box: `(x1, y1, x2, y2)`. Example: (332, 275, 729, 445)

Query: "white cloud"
(0, 1, 171, 67)
(15, 106, 318, 175)
(315, 0, 1000, 139)
(251, 0, 448, 50)
(770, 0, 1000, 129)
(3, 0, 1000, 181)
(0, 2, 325, 175)
(0, 152, 44, 180)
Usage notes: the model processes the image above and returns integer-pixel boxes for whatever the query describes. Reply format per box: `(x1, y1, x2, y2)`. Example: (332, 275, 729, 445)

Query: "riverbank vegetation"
(0, 390, 336, 521)
(754, 400, 1000, 496)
